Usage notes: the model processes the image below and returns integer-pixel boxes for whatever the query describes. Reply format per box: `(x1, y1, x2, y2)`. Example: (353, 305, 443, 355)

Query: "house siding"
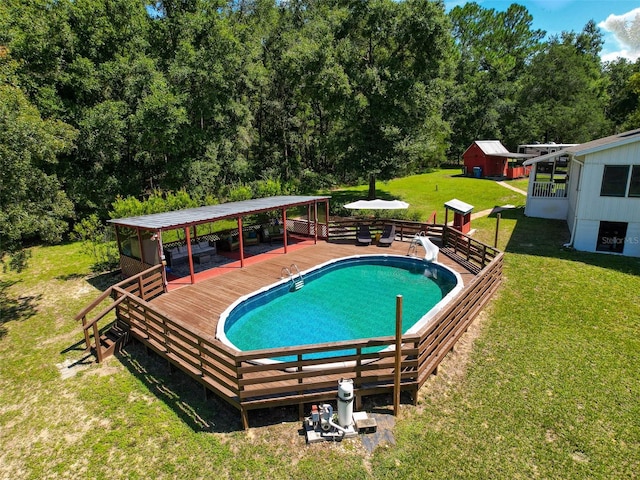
(572, 142, 640, 256)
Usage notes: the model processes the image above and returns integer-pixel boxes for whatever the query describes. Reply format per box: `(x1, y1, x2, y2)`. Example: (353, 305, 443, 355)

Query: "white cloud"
(598, 7, 640, 61)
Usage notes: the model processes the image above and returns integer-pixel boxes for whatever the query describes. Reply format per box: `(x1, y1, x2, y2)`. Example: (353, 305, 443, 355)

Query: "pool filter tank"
(303, 378, 376, 443)
(337, 378, 354, 427)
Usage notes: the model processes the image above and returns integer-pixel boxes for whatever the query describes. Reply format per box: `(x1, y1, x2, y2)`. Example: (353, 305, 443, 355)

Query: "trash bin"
(473, 166, 482, 178)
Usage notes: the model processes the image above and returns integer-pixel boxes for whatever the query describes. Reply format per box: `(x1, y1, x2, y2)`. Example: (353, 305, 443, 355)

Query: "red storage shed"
(463, 140, 510, 178)
(463, 140, 534, 179)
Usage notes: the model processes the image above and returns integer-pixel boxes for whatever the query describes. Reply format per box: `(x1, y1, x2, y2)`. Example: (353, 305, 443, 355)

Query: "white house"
(523, 128, 640, 257)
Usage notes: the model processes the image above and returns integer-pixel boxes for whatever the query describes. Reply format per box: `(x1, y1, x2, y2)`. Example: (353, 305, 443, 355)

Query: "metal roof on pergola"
(109, 195, 331, 231)
(110, 195, 331, 285)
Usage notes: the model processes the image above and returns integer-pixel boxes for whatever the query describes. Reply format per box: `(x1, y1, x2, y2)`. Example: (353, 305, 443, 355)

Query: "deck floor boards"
(150, 239, 477, 339)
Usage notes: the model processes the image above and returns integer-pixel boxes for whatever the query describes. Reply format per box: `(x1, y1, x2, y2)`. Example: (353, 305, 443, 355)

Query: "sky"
(444, 0, 640, 62)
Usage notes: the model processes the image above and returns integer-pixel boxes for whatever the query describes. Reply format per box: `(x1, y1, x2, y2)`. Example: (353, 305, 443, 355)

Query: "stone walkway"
(495, 180, 527, 196)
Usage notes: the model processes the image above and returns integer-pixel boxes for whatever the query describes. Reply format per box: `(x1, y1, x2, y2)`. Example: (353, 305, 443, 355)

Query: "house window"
(600, 165, 630, 197)
(596, 221, 628, 253)
(629, 165, 640, 197)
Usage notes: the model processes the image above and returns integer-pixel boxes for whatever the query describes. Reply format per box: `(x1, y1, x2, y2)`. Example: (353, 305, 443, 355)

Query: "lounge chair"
(377, 224, 395, 247)
(356, 225, 372, 245)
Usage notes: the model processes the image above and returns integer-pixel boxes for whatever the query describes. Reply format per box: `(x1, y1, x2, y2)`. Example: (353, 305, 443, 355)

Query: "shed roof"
(523, 128, 640, 166)
(444, 198, 474, 215)
(470, 140, 510, 156)
(489, 152, 536, 159)
(109, 195, 330, 231)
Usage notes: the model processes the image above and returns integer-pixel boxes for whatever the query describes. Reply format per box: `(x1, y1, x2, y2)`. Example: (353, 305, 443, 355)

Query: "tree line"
(1, 0, 639, 260)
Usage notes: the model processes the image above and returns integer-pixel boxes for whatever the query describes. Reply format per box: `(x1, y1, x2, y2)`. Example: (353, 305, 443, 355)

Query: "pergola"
(109, 195, 331, 284)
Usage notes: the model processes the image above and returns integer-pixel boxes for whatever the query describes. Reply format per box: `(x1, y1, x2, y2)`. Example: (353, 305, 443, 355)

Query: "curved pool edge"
(215, 254, 464, 365)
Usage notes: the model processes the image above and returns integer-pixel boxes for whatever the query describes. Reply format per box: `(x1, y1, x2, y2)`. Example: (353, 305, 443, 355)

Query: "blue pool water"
(217, 256, 462, 361)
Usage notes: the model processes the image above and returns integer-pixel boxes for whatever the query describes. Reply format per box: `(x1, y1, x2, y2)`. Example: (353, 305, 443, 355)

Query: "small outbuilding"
(444, 199, 474, 234)
(463, 140, 533, 179)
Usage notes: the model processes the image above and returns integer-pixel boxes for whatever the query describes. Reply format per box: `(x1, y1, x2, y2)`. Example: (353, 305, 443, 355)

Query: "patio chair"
(377, 224, 395, 247)
(356, 225, 372, 245)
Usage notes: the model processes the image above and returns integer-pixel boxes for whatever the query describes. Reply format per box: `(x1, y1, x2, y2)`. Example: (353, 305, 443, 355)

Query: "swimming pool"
(216, 255, 463, 362)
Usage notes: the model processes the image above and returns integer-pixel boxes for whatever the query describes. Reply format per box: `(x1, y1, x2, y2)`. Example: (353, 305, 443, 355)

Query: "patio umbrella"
(343, 199, 409, 209)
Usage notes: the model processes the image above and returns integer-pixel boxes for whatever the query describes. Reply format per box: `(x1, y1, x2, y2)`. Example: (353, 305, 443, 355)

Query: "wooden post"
(325, 200, 330, 239)
(157, 229, 168, 290)
(237, 216, 244, 268)
(241, 407, 249, 430)
(282, 208, 288, 253)
(494, 213, 501, 248)
(93, 322, 102, 363)
(394, 295, 403, 416)
(81, 317, 90, 352)
(185, 227, 195, 284)
(136, 227, 144, 270)
(314, 202, 319, 243)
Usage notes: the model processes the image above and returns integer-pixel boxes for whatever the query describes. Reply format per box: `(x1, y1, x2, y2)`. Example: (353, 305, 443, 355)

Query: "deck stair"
(281, 263, 304, 291)
(97, 320, 131, 360)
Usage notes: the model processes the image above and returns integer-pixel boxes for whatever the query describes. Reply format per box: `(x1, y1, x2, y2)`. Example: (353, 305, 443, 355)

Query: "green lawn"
(327, 168, 526, 221)
(504, 177, 530, 192)
(1, 171, 639, 479)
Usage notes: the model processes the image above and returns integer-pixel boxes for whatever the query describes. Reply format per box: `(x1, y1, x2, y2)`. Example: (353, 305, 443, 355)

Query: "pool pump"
(303, 379, 377, 443)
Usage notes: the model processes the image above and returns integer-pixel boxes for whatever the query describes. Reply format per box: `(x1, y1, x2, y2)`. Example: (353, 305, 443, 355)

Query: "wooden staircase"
(95, 320, 131, 360)
(76, 264, 167, 363)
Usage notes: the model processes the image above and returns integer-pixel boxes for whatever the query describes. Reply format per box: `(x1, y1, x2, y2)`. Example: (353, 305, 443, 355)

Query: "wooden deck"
(150, 239, 477, 338)
(77, 224, 503, 428)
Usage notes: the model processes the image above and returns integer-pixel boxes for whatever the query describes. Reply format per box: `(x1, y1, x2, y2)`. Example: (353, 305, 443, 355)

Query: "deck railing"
(77, 220, 503, 428)
(75, 265, 166, 362)
(104, 249, 502, 428)
(441, 227, 500, 272)
(531, 181, 567, 198)
(329, 219, 443, 243)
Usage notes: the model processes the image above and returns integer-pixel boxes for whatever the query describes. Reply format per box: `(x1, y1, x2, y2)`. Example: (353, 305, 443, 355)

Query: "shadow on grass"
(116, 341, 246, 433)
(57, 270, 122, 293)
(492, 207, 640, 275)
(85, 270, 123, 292)
(116, 340, 413, 433)
(0, 280, 40, 341)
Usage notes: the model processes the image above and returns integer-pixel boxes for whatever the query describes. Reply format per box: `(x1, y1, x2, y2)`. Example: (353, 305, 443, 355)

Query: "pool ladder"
(407, 231, 426, 257)
(281, 264, 304, 291)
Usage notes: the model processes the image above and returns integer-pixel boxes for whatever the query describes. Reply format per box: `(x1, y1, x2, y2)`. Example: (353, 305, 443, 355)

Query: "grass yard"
(327, 168, 526, 221)
(504, 177, 530, 193)
(1, 171, 639, 479)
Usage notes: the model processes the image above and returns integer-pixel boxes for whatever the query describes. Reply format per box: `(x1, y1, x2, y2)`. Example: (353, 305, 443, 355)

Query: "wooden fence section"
(441, 227, 500, 273)
(75, 265, 166, 362)
(329, 219, 443, 243)
(115, 294, 243, 410)
(413, 252, 503, 386)
(76, 223, 503, 428)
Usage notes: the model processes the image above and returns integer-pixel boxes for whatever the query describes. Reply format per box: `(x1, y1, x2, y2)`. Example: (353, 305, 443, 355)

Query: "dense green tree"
(2, 0, 638, 258)
(0, 85, 76, 265)
(334, 0, 455, 197)
(447, 2, 544, 156)
(622, 72, 640, 130)
(604, 58, 640, 129)
(515, 21, 611, 143)
(256, 1, 352, 183)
